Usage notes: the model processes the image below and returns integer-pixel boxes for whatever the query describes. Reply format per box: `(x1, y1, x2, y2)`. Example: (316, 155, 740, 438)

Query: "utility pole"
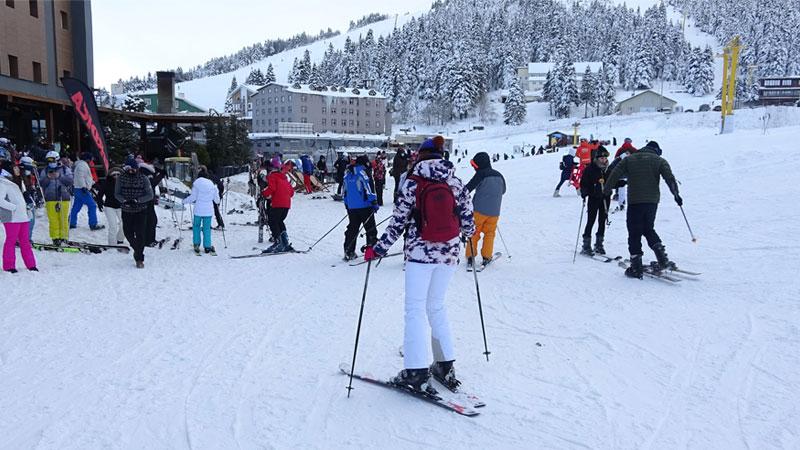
(572, 121, 580, 145)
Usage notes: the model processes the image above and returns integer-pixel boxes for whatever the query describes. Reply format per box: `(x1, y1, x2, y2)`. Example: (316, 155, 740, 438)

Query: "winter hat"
(355, 155, 370, 167)
(0, 169, 12, 179)
(123, 155, 138, 171)
(108, 166, 122, 176)
(270, 158, 282, 169)
(80, 151, 93, 161)
(432, 135, 445, 150)
(418, 138, 443, 159)
(470, 152, 491, 170)
(645, 141, 662, 155)
(594, 146, 609, 159)
(419, 138, 437, 152)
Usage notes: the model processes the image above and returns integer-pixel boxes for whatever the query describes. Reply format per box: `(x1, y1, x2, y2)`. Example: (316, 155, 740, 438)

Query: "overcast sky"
(91, 0, 433, 89)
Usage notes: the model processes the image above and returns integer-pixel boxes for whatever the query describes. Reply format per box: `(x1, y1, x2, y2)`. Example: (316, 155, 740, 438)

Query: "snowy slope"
(167, 13, 419, 112)
(2, 108, 799, 448)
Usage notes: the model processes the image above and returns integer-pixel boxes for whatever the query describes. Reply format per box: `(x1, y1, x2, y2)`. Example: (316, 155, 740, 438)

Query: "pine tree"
(503, 76, 526, 125)
(287, 58, 299, 84)
(265, 63, 276, 83)
(227, 76, 238, 95)
(297, 50, 312, 84)
(579, 66, 596, 118)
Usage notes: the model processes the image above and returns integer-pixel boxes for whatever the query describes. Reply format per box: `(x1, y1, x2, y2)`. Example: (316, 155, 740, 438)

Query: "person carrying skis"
(334, 152, 349, 196)
(260, 159, 294, 252)
(371, 151, 387, 206)
(342, 155, 378, 261)
(39, 154, 73, 245)
(300, 154, 315, 194)
(553, 147, 576, 197)
(390, 147, 409, 202)
(69, 152, 104, 231)
(363, 138, 475, 394)
(464, 151, 506, 269)
(604, 141, 682, 278)
(579, 147, 620, 255)
(99, 167, 126, 246)
(182, 166, 220, 255)
(0, 162, 38, 273)
(115, 155, 154, 269)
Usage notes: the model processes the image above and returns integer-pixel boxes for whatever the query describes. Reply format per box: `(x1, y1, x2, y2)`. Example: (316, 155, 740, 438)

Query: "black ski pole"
(307, 213, 348, 252)
(679, 205, 697, 243)
(496, 225, 511, 258)
(346, 260, 372, 397)
(600, 180, 611, 227)
(573, 198, 586, 263)
(468, 239, 491, 362)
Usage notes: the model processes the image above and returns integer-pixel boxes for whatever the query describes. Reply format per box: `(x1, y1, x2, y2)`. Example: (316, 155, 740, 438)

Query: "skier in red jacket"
(261, 160, 294, 253)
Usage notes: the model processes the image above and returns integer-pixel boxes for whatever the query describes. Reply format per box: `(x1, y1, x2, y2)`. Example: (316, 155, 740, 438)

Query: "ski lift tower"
(719, 36, 742, 134)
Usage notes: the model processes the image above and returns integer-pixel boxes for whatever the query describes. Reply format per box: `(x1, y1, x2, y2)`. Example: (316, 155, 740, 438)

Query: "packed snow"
(1, 106, 798, 448)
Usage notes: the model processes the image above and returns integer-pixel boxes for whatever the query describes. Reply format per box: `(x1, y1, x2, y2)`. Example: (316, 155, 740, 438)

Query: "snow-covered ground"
(2, 108, 799, 448)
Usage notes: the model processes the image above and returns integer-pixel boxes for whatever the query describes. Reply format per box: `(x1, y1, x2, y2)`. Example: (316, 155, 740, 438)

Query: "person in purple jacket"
(364, 137, 475, 395)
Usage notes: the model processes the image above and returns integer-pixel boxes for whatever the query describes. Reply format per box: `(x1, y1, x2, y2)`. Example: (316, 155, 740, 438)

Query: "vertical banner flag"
(62, 77, 109, 172)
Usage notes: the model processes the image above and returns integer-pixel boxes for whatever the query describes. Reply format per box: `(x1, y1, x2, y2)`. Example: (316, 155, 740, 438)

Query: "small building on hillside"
(130, 89, 207, 114)
(547, 131, 579, 147)
(757, 76, 800, 106)
(616, 90, 676, 115)
(517, 62, 602, 93)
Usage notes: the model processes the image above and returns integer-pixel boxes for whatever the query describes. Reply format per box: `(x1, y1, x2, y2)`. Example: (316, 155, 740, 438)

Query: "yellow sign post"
(720, 36, 742, 133)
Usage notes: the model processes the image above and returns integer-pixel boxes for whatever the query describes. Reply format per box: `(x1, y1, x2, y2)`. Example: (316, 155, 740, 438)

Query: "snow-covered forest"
(669, 0, 800, 101)
(113, 28, 340, 92)
(283, 0, 709, 124)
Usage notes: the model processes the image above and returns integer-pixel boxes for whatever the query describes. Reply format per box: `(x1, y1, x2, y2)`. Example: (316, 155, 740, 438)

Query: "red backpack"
(410, 175, 460, 242)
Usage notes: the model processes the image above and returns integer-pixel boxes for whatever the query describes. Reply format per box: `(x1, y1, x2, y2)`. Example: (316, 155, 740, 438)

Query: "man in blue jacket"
(342, 155, 378, 260)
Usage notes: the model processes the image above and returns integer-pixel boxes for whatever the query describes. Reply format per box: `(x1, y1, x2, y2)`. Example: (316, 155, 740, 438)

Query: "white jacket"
(0, 177, 31, 223)
(73, 159, 94, 190)
(182, 177, 220, 217)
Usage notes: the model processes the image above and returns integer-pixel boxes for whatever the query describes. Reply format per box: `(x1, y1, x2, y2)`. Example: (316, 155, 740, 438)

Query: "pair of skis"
(467, 252, 502, 272)
(616, 259, 701, 283)
(339, 361, 485, 417)
(229, 248, 309, 259)
(32, 241, 130, 254)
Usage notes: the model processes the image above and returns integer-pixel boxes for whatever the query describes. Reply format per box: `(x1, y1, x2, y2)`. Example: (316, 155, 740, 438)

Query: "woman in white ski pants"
(105, 207, 124, 245)
(403, 262, 457, 368)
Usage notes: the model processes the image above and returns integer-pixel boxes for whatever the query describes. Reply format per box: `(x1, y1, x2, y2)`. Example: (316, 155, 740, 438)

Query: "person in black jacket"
(579, 147, 624, 255)
(390, 148, 409, 202)
(100, 166, 125, 246)
(334, 152, 349, 196)
(115, 156, 154, 268)
(554, 148, 576, 197)
(207, 169, 226, 229)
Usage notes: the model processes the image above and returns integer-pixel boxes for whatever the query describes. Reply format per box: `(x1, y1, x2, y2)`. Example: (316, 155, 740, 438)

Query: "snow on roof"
(527, 61, 602, 75)
(249, 131, 388, 141)
(254, 82, 386, 99)
(617, 90, 677, 105)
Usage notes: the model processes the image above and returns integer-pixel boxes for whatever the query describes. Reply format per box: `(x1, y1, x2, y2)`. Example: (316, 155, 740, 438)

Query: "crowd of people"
(1, 133, 685, 395)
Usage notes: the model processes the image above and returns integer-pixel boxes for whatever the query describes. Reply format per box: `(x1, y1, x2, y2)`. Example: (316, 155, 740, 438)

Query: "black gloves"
(674, 194, 683, 206)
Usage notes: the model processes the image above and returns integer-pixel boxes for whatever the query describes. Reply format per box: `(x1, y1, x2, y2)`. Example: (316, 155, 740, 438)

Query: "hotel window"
(365, 121, 370, 128)
(301, 95, 307, 102)
(764, 80, 780, 87)
(349, 109, 354, 115)
(281, 96, 285, 102)
(301, 117, 307, 123)
(365, 111, 370, 117)
(321, 119, 326, 126)
(341, 109, 346, 115)
(331, 119, 336, 126)
(349, 120, 354, 127)
(29, 0, 36, 17)
(32, 61, 42, 83)
(287, 106, 292, 113)
(356, 120, 359, 127)
(280, 106, 285, 113)
(376, 121, 381, 129)
(5, 1, 14, 8)
(349, 99, 354, 105)
(300, 106, 307, 113)
(60, 10, 68, 29)
(331, 107, 336, 114)
(321, 106, 327, 114)
(8, 55, 18, 78)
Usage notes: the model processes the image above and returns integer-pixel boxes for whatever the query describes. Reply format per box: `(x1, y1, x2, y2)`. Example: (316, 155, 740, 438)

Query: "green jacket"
(604, 147, 679, 205)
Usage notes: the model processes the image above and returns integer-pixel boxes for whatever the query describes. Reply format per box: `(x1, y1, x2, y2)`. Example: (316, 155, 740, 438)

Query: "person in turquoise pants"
(182, 167, 221, 255)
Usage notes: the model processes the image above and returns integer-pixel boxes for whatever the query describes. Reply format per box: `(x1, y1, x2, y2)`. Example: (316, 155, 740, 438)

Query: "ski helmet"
(46, 150, 60, 161)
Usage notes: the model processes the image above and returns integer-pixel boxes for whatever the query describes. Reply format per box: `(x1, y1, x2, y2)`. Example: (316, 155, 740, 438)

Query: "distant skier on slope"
(604, 141, 682, 278)
(464, 151, 506, 270)
(363, 137, 475, 395)
(553, 147, 576, 197)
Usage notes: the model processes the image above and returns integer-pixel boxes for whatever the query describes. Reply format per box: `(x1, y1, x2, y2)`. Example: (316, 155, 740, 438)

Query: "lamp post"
(572, 121, 580, 145)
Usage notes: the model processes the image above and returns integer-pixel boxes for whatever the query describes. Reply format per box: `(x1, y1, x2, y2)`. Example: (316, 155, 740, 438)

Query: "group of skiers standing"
(555, 137, 683, 278)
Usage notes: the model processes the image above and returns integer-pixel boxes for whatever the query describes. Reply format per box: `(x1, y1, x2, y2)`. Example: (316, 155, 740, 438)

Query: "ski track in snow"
(2, 111, 800, 448)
